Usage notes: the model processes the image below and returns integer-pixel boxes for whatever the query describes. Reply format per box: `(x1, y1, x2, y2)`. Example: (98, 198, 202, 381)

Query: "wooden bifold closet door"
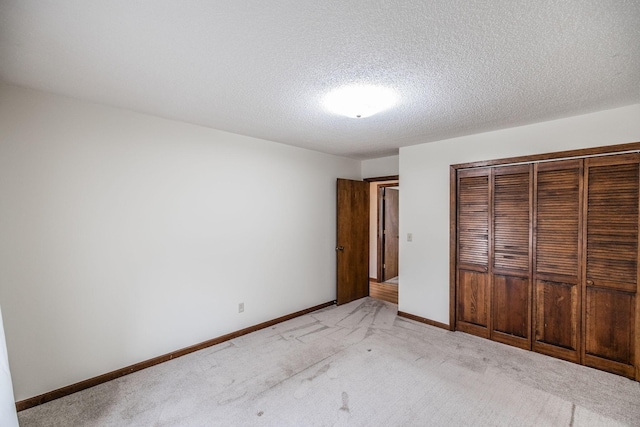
(532, 159, 583, 363)
(583, 153, 639, 378)
(456, 168, 491, 339)
(491, 165, 532, 349)
(456, 165, 533, 348)
(454, 150, 640, 380)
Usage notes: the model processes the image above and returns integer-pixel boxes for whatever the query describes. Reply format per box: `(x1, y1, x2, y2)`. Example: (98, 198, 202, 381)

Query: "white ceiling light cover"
(323, 85, 399, 118)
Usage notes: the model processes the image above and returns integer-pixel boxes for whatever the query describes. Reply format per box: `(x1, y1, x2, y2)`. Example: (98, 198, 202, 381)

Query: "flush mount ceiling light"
(323, 85, 398, 118)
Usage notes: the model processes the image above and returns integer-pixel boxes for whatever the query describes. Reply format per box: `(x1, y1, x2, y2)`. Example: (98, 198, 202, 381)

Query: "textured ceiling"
(1, 1, 639, 159)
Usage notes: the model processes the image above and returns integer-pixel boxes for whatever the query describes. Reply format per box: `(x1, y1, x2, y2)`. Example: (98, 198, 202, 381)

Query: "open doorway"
(366, 177, 399, 304)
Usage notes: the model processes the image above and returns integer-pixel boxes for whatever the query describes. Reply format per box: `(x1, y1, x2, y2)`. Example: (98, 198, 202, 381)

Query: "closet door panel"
(534, 164, 581, 277)
(584, 154, 639, 378)
(456, 168, 491, 338)
(491, 165, 532, 349)
(493, 168, 530, 272)
(535, 280, 579, 351)
(585, 158, 638, 290)
(584, 288, 635, 377)
(493, 274, 529, 339)
(457, 270, 489, 328)
(458, 171, 490, 268)
(533, 160, 582, 362)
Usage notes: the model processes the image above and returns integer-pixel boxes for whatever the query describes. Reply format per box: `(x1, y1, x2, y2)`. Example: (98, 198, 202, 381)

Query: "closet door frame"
(450, 141, 640, 381)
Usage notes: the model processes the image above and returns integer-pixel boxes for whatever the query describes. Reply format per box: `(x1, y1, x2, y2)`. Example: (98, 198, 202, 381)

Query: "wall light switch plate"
(239, 302, 244, 313)
(407, 233, 413, 242)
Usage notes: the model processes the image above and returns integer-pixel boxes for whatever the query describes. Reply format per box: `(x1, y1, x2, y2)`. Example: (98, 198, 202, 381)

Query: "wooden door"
(456, 168, 491, 338)
(532, 159, 583, 363)
(583, 154, 639, 379)
(336, 179, 370, 305)
(491, 164, 532, 349)
(383, 188, 399, 281)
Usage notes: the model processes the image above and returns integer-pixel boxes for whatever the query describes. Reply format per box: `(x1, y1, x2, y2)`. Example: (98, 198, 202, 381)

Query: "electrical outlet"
(239, 302, 244, 313)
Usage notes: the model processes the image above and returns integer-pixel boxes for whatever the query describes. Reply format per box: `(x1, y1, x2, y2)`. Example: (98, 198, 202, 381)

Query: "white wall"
(361, 155, 399, 179)
(0, 84, 361, 401)
(399, 104, 640, 325)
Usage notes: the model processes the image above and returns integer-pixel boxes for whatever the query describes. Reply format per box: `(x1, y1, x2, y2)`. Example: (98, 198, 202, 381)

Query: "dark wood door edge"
(397, 311, 452, 331)
(16, 301, 335, 412)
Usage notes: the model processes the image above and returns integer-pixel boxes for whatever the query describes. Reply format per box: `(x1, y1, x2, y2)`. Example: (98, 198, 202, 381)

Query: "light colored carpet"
(18, 298, 640, 426)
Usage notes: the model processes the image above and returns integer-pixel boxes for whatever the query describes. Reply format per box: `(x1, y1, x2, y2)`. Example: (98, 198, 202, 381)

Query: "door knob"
(586, 279, 594, 286)
(336, 246, 344, 251)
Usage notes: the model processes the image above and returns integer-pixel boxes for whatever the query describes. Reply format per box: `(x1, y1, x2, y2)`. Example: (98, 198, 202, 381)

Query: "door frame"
(378, 184, 399, 282)
(364, 176, 399, 283)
